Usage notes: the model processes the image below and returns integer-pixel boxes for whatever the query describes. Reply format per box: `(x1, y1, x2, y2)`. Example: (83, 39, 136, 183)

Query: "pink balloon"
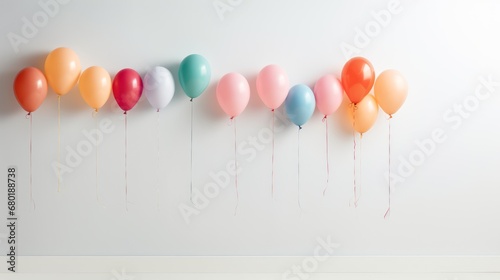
(314, 75, 343, 117)
(216, 72, 250, 118)
(256, 64, 289, 110)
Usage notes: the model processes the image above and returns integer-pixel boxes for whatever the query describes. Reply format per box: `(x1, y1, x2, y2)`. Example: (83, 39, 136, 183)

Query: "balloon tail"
(27, 113, 35, 210)
(124, 112, 128, 212)
(352, 104, 358, 208)
(383, 208, 391, 219)
(272, 109, 275, 200)
(156, 110, 161, 211)
(297, 126, 302, 210)
(190, 99, 194, 204)
(384, 115, 393, 219)
(359, 133, 363, 202)
(234, 118, 239, 216)
(57, 96, 61, 192)
(94, 110, 100, 203)
(322, 116, 329, 196)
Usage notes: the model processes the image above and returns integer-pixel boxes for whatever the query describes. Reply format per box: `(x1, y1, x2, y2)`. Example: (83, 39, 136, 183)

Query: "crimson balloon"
(112, 68, 143, 112)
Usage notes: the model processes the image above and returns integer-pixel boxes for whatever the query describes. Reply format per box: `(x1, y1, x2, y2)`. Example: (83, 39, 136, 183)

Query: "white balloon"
(143, 66, 175, 111)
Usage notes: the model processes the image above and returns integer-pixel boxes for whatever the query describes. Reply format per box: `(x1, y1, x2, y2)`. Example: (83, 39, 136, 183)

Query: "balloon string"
(297, 126, 302, 209)
(272, 109, 275, 200)
(384, 115, 393, 219)
(322, 116, 329, 196)
(156, 110, 161, 210)
(233, 117, 239, 216)
(57, 96, 61, 192)
(352, 104, 358, 208)
(94, 110, 100, 203)
(94, 110, 107, 209)
(124, 112, 128, 212)
(359, 133, 363, 201)
(190, 99, 194, 204)
(27, 113, 35, 210)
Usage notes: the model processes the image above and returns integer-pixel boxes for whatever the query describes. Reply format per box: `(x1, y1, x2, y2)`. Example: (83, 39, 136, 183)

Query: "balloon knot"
(25, 112, 31, 119)
(389, 114, 393, 119)
(322, 115, 327, 122)
(230, 116, 234, 120)
(123, 111, 127, 115)
(271, 109, 275, 112)
(299, 126, 303, 130)
(190, 98, 193, 102)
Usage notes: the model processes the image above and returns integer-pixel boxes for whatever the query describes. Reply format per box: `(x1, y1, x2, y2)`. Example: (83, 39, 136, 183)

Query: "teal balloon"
(285, 84, 316, 127)
(178, 54, 211, 99)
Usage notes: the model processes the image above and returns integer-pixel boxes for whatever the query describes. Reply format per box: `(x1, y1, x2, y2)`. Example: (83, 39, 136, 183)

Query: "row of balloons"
(13, 47, 408, 131)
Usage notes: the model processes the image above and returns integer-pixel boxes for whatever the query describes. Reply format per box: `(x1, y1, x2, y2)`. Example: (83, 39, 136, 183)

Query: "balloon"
(79, 66, 111, 111)
(341, 57, 375, 105)
(346, 94, 379, 134)
(143, 66, 175, 111)
(256, 64, 290, 110)
(285, 84, 316, 127)
(216, 72, 250, 118)
(44, 47, 81, 95)
(13, 67, 48, 113)
(313, 75, 343, 117)
(112, 68, 143, 112)
(374, 69, 408, 116)
(178, 54, 211, 99)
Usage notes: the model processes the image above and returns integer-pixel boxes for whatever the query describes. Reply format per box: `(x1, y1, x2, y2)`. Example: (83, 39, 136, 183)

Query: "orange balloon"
(374, 69, 408, 116)
(44, 47, 81, 95)
(13, 67, 48, 113)
(341, 57, 375, 105)
(79, 66, 111, 111)
(346, 94, 379, 134)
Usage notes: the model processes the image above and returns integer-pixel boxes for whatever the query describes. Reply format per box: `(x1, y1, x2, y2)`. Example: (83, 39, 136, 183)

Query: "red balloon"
(341, 57, 375, 105)
(13, 67, 48, 113)
(112, 68, 143, 112)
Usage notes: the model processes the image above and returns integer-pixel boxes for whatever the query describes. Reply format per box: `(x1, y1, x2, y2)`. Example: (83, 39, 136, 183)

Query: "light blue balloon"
(285, 84, 316, 127)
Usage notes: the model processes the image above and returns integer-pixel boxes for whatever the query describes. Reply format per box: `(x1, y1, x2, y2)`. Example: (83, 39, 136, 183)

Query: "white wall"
(0, 0, 499, 256)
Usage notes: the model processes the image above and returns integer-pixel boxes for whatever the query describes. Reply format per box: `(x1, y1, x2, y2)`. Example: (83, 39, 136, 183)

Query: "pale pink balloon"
(256, 64, 290, 110)
(314, 75, 343, 117)
(216, 72, 250, 118)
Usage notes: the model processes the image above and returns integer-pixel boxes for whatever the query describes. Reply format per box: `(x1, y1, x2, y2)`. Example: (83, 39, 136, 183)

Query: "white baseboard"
(1, 256, 499, 279)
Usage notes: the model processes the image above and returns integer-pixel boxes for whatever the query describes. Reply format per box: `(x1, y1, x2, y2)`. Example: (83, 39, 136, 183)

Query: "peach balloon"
(79, 66, 111, 111)
(374, 70, 408, 116)
(44, 47, 81, 95)
(346, 94, 379, 134)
